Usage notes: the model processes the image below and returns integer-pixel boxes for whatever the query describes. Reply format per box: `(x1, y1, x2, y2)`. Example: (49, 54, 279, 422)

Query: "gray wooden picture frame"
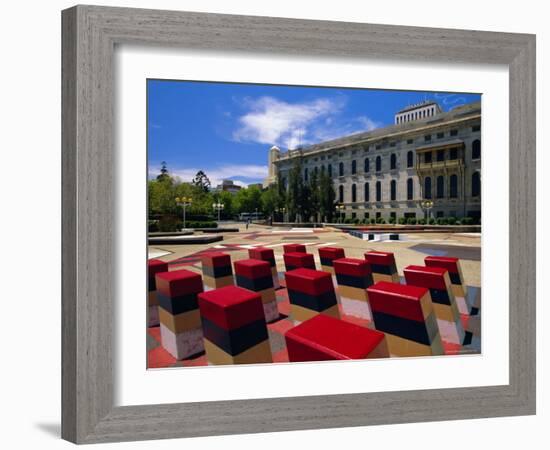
(61, 4, 536, 444)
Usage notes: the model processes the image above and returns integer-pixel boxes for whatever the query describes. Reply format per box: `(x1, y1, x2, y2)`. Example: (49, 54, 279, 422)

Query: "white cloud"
(232, 95, 382, 149)
(232, 96, 344, 148)
(148, 163, 268, 188)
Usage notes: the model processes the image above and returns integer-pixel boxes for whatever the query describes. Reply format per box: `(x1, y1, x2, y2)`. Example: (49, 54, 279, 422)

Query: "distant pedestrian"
(246, 218, 250, 230)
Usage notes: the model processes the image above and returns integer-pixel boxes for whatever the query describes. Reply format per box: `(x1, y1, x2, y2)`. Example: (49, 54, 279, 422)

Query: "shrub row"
(339, 216, 478, 226)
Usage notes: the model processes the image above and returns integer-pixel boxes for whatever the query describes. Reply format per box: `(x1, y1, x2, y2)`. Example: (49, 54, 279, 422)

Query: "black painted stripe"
(157, 292, 199, 315)
(287, 289, 337, 312)
(320, 258, 334, 267)
(370, 264, 393, 275)
(372, 310, 431, 345)
(202, 264, 233, 278)
(335, 273, 373, 289)
(449, 272, 462, 285)
(429, 288, 451, 305)
(235, 274, 274, 291)
(202, 317, 268, 356)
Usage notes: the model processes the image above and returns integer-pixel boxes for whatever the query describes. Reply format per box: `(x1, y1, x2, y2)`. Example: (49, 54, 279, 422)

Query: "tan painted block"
(367, 335, 390, 359)
(204, 339, 272, 365)
(148, 290, 159, 306)
(290, 303, 340, 322)
(432, 302, 455, 322)
(338, 285, 368, 301)
(158, 307, 202, 334)
(257, 288, 276, 304)
(203, 274, 234, 289)
(372, 273, 400, 284)
(451, 283, 466, 298)
(385, 332, 442, 357)
(321, 265, 335, 275)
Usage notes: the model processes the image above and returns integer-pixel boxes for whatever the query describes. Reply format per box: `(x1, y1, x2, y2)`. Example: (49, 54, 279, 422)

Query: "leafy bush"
(437, 217, 448, 225)
(462, 217, 474, 225)
(187, 221, 218, 228)
(376, 217, 386, 224)
(418, 218, 426, 225)
(398, 217, 407, 225)
(158, 215, 183, 232)
(428, 218, 436, 225)
(407, 217, 417, 225)
(447, 216, 457, 225)
(148, 220, 159, 232)
(370, 218, 376, 224)
(353, 217, 361, 224)
(389, 217, 396, 224)
(344, 218, 353, 224)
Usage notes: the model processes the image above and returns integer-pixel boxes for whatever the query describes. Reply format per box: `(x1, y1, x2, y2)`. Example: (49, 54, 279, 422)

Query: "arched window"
(376, 181, 382, 202)
(351, 160, 357, 174)
(407, 178, 413, 200)
(338, 185, 344, 203)
(390, 180, 397, 201)
(376, 156, 382, 172)
(364, 182, 370, 202)
(450, 174, 458, 198)
(339, 162, 344, 177)
(424, 177, 432, 199)
(436, 175, 444, 198)
(390, 153, 397, 170)
(304, 168, 308, 182)
(472, 139, 481, 159)
(472, 172, 481, 197)
(364, 158, 370, 173)
(407, 151, 414, 168)
(351, 184, 357, 202)
(321, 165, 325, 174)
(328, 164, 332, 177)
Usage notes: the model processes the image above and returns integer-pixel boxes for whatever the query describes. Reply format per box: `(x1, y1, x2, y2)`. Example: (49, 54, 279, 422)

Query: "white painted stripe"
(315, 242, 338, 247)
(148, 250, 172, 259)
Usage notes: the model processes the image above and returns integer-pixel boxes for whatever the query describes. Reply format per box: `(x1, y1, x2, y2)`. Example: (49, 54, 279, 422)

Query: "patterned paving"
(147, 226, 481, 369)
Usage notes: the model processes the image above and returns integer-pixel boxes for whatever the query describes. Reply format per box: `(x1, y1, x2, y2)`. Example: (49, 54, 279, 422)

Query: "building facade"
(265, 101, 481, 222)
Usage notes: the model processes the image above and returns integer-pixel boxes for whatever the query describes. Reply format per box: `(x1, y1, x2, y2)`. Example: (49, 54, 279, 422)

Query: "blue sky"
(148, 80, 481, 187)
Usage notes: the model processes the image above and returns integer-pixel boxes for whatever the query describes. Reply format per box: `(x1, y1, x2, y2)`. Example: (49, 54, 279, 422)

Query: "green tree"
(156, 161, 170, 182)
(192, 170, 211, 192)
(308, 169, 320, 222)
(318, 171, 336, 222)
(287, 158, 304, 222)
(261, 183, 280, 222)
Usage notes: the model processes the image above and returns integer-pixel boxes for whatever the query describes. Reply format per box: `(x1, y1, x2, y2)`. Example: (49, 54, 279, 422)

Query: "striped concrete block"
(155, 269, 205, 359)
(198, 285, 272, 365)
(364, 251, 399, 283)
(367, 281, 444, 357)
(283, 252, 316, 272)
(248, 247, 280, 289)
(234, 259, 279, 323)
(318, 246, 345, 274)
(403, 265, 466, 345)
(285, 268, 339, 322)
(333, 257, 374, 323)
(201, 252, 234, 290)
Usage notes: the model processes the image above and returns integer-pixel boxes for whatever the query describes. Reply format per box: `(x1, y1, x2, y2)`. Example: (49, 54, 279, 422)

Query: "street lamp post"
(420, 199, 434, 223)
(175, 196, 192, 229)
(335, 204, 345, 223)
(212, 202, 225, 222)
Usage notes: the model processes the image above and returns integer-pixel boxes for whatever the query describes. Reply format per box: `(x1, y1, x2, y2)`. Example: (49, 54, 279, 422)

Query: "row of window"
(302, 126, 480, 165)
(303, 140, 480, 181)
(338, 172, 481, 203)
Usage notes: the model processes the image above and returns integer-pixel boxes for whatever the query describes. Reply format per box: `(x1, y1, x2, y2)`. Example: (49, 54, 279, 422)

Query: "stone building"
(264, 101, 481, 222)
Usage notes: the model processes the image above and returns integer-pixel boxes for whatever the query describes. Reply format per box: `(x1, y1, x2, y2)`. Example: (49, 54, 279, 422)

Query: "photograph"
(146, 80, 482, 368)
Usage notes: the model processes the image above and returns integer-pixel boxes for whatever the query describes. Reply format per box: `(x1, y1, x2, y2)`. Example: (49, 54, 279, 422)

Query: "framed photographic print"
(62, 5, 536, 444)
